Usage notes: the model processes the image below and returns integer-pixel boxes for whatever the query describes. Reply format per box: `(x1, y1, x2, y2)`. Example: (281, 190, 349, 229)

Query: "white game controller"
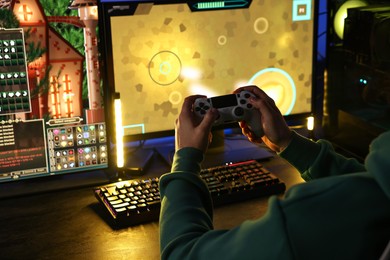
(194, 90, 264, 138)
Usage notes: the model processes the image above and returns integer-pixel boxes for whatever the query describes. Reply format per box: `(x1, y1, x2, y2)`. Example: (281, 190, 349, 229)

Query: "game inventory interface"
(0, 28, 108, 183)
(108, 0, 315, 137)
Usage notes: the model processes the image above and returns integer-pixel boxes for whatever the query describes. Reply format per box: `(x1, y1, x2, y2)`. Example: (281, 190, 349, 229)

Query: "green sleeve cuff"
(171, 147, 204, 173)
(279, 131, 322, 174)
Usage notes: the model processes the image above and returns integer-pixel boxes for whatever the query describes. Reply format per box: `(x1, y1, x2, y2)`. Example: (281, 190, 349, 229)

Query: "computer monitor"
(98, 0, 318, 168)
(0, 27, 108, 194)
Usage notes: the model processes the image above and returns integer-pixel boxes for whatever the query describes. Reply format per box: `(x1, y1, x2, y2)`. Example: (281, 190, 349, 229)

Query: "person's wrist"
(171, 147, 204, 173)
(176, 140, 205, 152)
(276, 130, 294, 152)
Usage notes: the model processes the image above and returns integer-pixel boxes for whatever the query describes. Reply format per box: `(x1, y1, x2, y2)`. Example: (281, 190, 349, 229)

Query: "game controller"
(194, 90, 264, 138)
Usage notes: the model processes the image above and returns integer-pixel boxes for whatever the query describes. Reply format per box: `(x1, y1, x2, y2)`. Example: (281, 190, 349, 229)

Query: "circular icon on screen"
(218, 35, 227, 45)
(148, 51, 182, 86)
(248, 68, 296, 115)
(169, 91, 183, 105)
(254, 17, 269, 34)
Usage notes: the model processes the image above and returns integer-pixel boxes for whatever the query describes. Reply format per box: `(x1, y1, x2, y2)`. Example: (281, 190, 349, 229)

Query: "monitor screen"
(99, 0, 317, 141)
(0, 26, 108, 185)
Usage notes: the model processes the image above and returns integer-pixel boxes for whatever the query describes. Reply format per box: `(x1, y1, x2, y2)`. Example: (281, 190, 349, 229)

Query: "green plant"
(0, 9, 20, 28)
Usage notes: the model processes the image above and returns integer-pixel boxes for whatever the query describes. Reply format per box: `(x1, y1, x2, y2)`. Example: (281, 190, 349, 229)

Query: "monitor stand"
(208, 129, 226, 151)
(202, 129, 274, 168)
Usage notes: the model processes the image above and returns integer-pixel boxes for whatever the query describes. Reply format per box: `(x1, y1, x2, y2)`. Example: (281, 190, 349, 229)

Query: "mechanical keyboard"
(93, 159, 286, 227)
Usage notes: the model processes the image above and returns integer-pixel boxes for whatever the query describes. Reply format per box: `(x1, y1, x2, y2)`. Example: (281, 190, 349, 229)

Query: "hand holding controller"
(194, 90, 264, 138)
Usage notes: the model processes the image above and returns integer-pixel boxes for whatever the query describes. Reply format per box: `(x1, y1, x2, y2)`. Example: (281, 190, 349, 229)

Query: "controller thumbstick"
(234, 107, 244, 117)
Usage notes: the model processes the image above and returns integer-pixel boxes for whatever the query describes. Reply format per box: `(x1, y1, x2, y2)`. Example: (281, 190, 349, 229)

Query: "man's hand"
(234, 86, 293, 153)
(175, 95, 219, 153)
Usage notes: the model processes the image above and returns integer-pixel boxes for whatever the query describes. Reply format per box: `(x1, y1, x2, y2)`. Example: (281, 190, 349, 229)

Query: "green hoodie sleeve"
(159, 147, 293, 259)
(159, 147, 214, 258)
(279, 131, 366, 181)
(159, 133, 388, 259)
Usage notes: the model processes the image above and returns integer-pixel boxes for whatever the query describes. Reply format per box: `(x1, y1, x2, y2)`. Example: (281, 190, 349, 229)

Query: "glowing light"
(189, 83, 218, 97)
(50, 76, 61, 118)
(181, 67, 202, 80)
(194, 0, 249, 10)
(278, 32, 294, 48)
(63, 93, 74, 101)
(248, 68, 296, 115)
(114, 97, 124, 168)
(263, 84, 283, 105)
(90, 6, 98, 18)
(159, 61, 172, 75)
(18, 5, 33, 22)
(360, 78, 368, 85)
(235, 80, 251, 89)
(307, 116, 314, 131)
(196, 1, 225, 9)
(334, 0, 367, 39)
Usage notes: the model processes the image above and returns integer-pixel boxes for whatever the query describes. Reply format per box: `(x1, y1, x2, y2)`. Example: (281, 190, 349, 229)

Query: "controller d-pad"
(195, 101, 210, 115)
(200, 105, 210, 112)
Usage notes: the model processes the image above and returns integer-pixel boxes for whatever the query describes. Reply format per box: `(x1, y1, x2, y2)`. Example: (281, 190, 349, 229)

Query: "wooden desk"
(0, 150, 303, 259)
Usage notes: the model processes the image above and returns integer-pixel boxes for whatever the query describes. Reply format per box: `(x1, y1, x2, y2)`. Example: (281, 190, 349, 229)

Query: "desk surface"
(0, 150, 304, 260)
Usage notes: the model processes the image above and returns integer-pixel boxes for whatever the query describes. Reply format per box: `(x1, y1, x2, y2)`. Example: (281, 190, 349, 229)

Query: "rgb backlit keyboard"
(94, 160, 286, 227)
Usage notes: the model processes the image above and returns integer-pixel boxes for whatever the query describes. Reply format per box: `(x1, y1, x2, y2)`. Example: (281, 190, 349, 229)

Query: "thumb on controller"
(200, 108, 219, 132)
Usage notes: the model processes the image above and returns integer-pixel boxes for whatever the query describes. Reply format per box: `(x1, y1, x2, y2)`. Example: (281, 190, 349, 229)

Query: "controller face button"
(198, 102, 205, 107)
(247, 104, 253, 109)
(244, 93, 251, 98)
(240, 99, 246, 105)
(234, 107, 244, 117)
